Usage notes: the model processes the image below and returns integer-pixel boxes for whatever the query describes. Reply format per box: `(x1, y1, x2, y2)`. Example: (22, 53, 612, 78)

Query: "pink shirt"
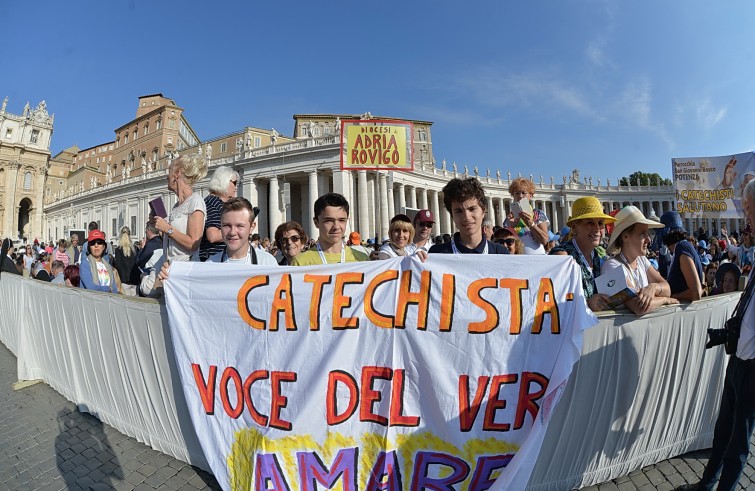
(55, 248, 69, 267)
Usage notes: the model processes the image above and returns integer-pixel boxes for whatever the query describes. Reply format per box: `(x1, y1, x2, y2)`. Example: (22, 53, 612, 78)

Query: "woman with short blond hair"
(504, 177, 550, 254)
(378, 215, 416, 259)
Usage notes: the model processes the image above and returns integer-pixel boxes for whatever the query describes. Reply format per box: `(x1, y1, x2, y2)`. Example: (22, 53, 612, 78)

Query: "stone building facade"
(0, 98, 54, 240)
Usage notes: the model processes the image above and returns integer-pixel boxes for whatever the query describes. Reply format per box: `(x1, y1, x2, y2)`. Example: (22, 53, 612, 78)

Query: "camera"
(706, 316, 741, 354)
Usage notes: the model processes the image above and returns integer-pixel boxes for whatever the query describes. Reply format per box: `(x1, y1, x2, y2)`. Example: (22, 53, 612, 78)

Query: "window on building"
(144, 124, 149, 136)
(220, 142, 227, 152)
(23, 172, 32, 190)
(168, 119, 175, 129)
(116, 137, 120, 148)
(124, 134, 129, 144)
(167, 137, 172, 144)
(254, 136, 261, 148)
(112, 218, 117, 237)
(156, 119, 162, 130)
(418, 129, 428, 142)
(131, 216, 136, 235)
(5, 128, 12, 139)
(152, 148, 158, 162)
(96, 157, 100, 164)
(133, 129, 138, 141)
(30, 130, 39, 143)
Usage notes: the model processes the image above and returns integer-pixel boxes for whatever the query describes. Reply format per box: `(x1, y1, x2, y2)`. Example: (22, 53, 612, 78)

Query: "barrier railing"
(0, 273, 737, 489)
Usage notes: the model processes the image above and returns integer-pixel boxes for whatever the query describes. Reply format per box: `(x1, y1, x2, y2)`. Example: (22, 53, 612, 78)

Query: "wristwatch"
(167, 228, 174, 236)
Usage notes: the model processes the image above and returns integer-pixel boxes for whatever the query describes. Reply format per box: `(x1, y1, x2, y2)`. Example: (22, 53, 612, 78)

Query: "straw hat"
(606, 206, 664, 252)
(567, 197, 616, 226)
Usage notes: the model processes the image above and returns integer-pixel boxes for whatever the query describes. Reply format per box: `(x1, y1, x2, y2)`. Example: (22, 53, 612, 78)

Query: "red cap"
(88, 230, 106, 242)
(413, 209, 435, 224)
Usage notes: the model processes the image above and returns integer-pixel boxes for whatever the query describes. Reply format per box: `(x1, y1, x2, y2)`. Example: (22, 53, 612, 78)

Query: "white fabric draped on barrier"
(0, 273, 737, 489)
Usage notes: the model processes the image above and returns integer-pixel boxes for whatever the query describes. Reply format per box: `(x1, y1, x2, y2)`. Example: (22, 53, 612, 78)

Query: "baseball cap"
(413, 209, 435, 224)
(88, 230, 106, 243)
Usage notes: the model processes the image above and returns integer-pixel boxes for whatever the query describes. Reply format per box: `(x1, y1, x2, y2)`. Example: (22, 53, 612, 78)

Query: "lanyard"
(572, 239, 594, 275)
(316, 241, 346, 264)
(451, 237, 489, 255)
(619, 252, 642, 289)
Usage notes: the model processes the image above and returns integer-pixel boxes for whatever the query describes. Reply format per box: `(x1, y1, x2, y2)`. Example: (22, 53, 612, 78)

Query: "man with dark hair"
(130, 219, 163, 286)
(429, 178, 508, 255)
(293, 192, 368, 265)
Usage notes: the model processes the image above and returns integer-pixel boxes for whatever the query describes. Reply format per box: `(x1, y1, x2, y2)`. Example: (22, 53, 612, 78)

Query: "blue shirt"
(428, 233, 509, 254)
(667, 240, 703, 296)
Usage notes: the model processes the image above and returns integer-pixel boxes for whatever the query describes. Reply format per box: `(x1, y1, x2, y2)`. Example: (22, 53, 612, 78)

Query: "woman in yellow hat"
(603, 206, 678, 314)
(550, 196, 615, 311)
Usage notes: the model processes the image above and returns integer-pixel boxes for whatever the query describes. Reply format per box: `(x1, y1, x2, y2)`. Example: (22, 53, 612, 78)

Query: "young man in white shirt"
(206, 197, 277, 265)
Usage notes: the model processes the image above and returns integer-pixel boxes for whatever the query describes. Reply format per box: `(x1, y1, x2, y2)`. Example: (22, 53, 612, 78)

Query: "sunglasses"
(279, 235, 300, 245)
(418, 222, 434, 228)
(230, 180, 238, 186)
(495, 238, 516, 246)
(90, 240, 107, 247)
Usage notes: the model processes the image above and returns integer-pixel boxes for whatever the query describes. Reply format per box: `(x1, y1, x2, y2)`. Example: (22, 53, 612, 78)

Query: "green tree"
(619, 171, 672, 186)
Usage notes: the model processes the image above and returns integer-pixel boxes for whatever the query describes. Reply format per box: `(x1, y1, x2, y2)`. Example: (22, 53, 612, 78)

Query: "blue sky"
(2, 1, 753, 183)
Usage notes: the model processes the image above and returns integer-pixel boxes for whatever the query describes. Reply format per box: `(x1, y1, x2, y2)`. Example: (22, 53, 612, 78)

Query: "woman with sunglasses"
(493, 227, 524, 254)
(79, 230, 120, 293)
(199, 165, 239, 261)
(274, 221, 308, 265)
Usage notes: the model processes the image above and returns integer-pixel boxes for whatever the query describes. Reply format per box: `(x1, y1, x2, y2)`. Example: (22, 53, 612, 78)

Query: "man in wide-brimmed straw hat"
(550, 196, 616, 311)
(602, 206, 677, 314)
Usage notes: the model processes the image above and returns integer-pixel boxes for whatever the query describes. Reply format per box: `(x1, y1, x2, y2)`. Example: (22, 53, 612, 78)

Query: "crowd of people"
(1, 163, 750, 315)
(4, 156, 755, 490)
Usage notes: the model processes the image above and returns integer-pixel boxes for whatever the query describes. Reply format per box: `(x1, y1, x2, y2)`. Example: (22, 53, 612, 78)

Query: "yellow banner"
(341, 120, 413, 170)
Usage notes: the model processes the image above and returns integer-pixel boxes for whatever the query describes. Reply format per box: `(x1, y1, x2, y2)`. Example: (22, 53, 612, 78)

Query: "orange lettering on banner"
(270, 273, 298, 331)
(514, 372, 548, 430)
(467, 278, 499, 333)
(270, 371, 297, 431)
(192, 363, 217, 415)
(220, 367, 244, 419)
(389, 369, 420, 427)
(499, 278, 528, 334)
(326, 370, 359, 425)
(304, 274, 332, 331)
(532, 278, 560, 334)
(243, 370, 269, 427)
(332, 272, 364, 329)
(364, 270, 399, 328)
(237, 275, 270, 329)
(483, 374, 519, 431)
(439, 273, 456, 331)
(458, 375, 489, 432)
(395, 271, 431, 329)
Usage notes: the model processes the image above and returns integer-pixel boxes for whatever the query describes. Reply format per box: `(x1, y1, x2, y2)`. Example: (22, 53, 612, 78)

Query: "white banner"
(673, 151, 755, 219)
(165, 255, 596, 491)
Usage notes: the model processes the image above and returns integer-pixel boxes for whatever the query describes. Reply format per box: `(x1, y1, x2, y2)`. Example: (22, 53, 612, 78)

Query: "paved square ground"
(1, 340, 754, 490)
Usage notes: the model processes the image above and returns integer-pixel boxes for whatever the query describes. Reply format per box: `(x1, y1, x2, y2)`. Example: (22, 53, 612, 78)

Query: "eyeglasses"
(230, 180, 238, 186)
(279, 235, 300, 245)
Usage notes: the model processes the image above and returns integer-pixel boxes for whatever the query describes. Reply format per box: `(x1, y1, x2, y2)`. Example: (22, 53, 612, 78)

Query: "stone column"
(268, 177, 281, 239)
(387, 181, 395, 221)
(257, 180, 268, 240)
(486, 196, 495, 225)
(497, 198, 506, 226)
(332, 170, 353, 232)
(408, 185, 417, 209)
(378, 173, 389, 241)
(398, 183, 406, 214)
(419, 187, 428, 211)
(357, 170, 369, 238)
(308, 171, 318, 239)
(430, 190, 441, 238)
(367, 174, 376, 239)
(4, 162, 19, 238)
